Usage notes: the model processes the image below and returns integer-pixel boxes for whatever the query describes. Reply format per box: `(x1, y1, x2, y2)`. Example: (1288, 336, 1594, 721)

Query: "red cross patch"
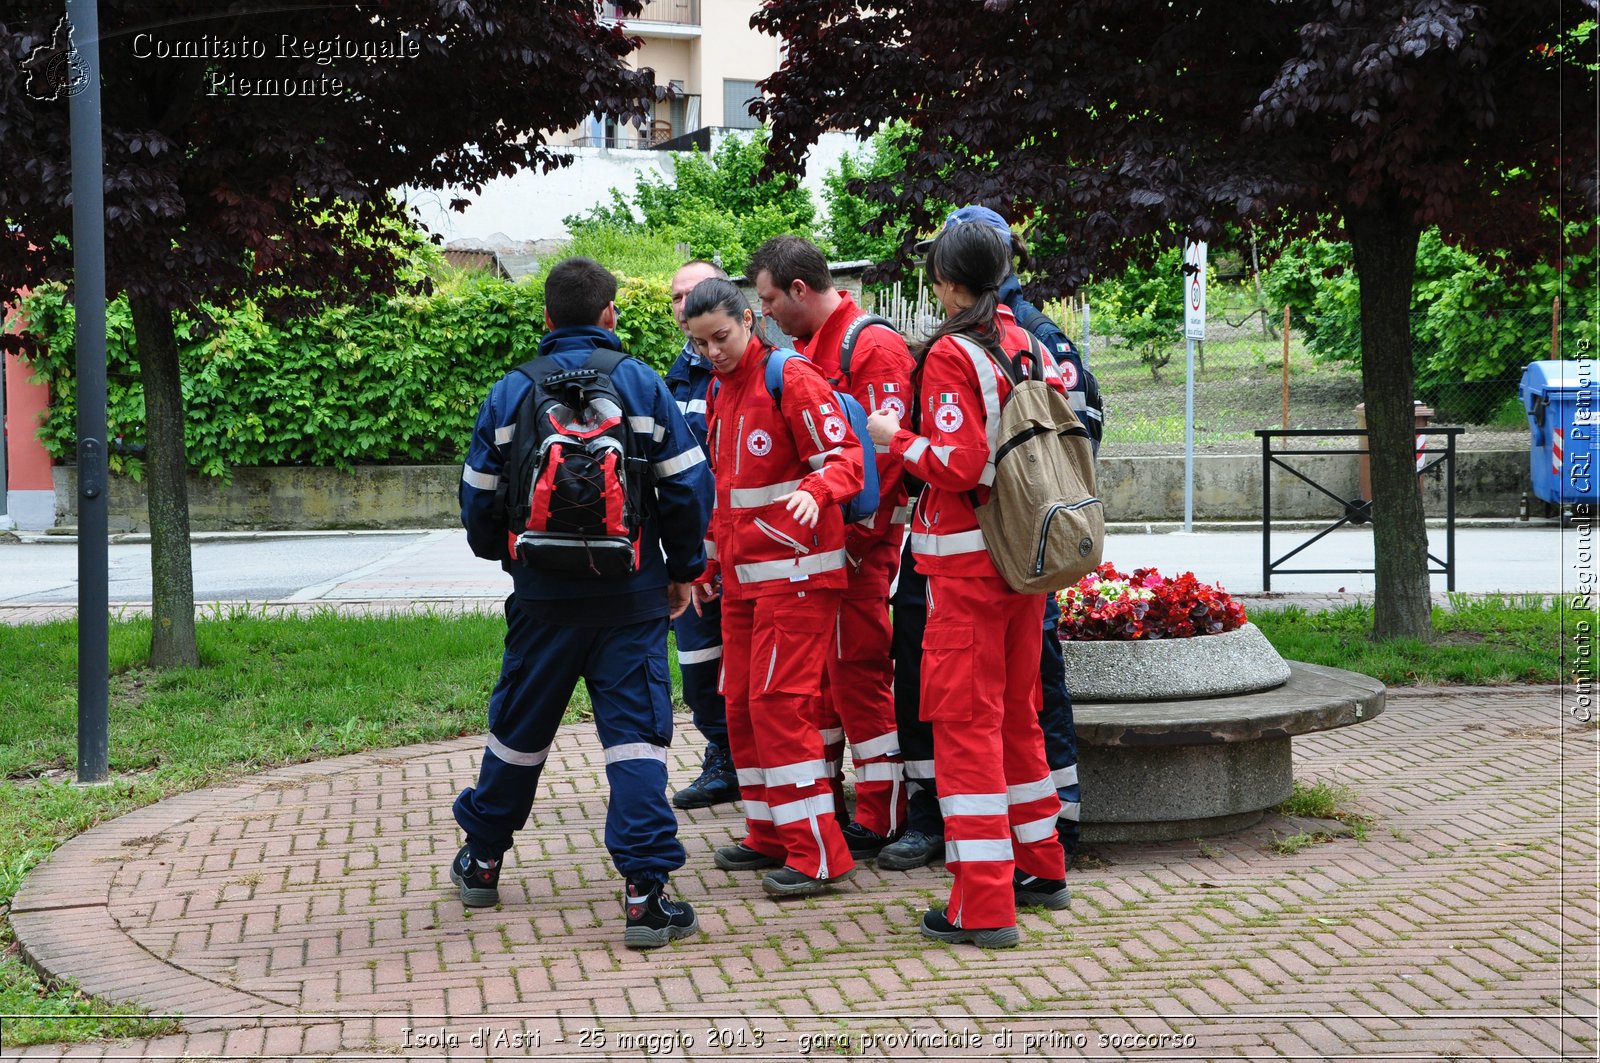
(822, 415, 847, 443)
(934, 403, 964, 432)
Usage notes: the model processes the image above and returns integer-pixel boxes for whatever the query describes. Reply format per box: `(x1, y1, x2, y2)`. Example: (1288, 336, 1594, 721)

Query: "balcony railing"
(573, 95, 703, 150)
(606, 0, 699, 25)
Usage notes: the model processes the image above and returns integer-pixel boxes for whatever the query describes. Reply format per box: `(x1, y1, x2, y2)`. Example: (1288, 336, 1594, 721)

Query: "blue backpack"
(763, 349, 881, 525)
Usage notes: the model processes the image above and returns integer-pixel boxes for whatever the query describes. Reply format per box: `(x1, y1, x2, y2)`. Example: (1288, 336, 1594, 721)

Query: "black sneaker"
(622, 880, 699, 949)
(919, 908, 1019, 949)
(673, 743, 740, 809)
(761, 865, 856, 898)
(876, 829, 944, 870)
(449, 844, 500, 908)
(1014, 871, 1071, 910)
(840, 821, 897, 859)
(713, 842, 782, 871)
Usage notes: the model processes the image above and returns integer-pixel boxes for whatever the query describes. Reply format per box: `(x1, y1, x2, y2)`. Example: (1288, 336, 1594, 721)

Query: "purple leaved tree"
(1, 2, 658, 666)
(754, 0, 1596, 639)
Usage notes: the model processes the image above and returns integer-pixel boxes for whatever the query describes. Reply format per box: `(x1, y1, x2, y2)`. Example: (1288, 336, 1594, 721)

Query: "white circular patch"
(883, 396, 907, 419)
(746, 429, 772, 456)
(1059, 359, 1080, 390)
(822, 415, 847, 443)
(934, 403, 965, 433)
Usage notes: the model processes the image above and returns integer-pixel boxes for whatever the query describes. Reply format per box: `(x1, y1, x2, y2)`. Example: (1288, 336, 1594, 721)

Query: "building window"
(722, 79, 761, 130)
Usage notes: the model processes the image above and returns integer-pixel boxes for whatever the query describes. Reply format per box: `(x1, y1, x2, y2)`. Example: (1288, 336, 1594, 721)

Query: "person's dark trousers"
(672, 593, 728, 753)
(454, 596, 686, 885)
(1039, 595, 1082, 855)
(890, 560, 940, 836)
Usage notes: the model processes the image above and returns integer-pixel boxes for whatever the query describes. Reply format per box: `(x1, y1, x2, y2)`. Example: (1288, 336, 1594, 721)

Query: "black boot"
(673, 742, 739, 809)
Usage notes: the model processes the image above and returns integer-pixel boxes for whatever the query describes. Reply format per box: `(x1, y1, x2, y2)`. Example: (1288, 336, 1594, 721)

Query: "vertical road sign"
(1183, 240, 1207, 341)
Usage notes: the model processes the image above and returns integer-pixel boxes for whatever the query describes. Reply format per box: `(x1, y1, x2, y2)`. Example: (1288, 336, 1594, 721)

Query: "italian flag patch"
(938, 392, 959, 404)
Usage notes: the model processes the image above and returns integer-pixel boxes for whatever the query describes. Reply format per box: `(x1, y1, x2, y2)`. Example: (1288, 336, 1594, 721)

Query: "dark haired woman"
(684, 277, 864, 897)
(865, 222, 1068, 947)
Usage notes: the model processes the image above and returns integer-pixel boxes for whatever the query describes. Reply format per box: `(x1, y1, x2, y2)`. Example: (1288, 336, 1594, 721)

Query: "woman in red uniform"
(866, 222, 1068, 947)
(685, 277, 864, 897)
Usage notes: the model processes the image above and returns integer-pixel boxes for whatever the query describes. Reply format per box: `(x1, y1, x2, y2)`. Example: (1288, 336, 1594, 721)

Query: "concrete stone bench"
(1073, 662, 1386, 842)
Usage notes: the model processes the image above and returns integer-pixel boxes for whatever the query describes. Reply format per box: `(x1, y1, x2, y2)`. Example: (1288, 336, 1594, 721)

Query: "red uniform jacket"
(794, 293, 916, 589)
(890, 305, 1066, 580)
(705, 336, 866, 600)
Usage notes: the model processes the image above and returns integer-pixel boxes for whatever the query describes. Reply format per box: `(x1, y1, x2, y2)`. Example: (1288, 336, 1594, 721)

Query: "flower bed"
(1057, 562, 1248, 641)
(1057, 563, 1287, 701)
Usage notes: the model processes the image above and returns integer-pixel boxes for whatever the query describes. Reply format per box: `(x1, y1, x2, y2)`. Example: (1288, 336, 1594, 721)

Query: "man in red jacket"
(748, 236, 913, 857)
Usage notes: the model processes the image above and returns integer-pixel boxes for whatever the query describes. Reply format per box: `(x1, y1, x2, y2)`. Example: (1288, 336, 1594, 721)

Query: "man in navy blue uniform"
(453, 257, 714, 949)
(881, 207, 1093, 876)
(665, 259, 740, 810)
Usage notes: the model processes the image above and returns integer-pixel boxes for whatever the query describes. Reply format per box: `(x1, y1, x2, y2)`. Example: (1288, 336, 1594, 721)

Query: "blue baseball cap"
(915, 205, 1013, 251)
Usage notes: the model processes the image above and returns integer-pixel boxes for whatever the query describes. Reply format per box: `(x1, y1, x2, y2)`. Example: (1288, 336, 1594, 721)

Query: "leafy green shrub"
(14, 266, 682, 478)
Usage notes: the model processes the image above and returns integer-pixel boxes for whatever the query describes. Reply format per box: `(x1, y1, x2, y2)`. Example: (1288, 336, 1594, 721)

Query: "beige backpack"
(952, 334, 1105, 593)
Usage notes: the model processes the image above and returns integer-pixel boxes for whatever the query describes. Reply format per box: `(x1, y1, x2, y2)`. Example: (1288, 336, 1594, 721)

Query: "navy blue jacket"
(1000, 275, 1103, 450)
(663, 338, 712, 450)
(460, 326, 713, 624)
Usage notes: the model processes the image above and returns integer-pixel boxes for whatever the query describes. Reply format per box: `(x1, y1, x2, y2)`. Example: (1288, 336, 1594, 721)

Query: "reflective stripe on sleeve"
(903, 437, 930, 464)
(493, 425, 516, 446)
(462, 465, 501, 491)
(655, 447, 707, 478)
(628, 415, 666, 442)
(807, 447, 844, 470)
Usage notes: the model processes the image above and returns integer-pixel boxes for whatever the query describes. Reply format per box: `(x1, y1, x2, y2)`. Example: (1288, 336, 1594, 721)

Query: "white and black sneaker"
(622, 880, 700, 949)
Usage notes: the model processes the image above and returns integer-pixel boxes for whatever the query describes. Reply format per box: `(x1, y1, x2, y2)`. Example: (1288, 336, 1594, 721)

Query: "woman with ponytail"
(865, 221, 1068, 948)
(684, 277, 864, 898)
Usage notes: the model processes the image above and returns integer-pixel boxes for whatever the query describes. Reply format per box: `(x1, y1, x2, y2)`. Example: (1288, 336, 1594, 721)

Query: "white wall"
(405, 131, 869, 245)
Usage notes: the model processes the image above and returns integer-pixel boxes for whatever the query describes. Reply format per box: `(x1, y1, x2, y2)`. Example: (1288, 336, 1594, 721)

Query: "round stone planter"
(1059, 622, 1291, 701)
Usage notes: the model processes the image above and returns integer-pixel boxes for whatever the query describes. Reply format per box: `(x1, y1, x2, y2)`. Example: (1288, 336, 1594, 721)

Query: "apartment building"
(564, 0, 783, 150)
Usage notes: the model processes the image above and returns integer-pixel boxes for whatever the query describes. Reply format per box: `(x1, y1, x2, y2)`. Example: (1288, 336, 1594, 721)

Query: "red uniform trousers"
(816, 527, 907, 836)
(722, 589, 854, 881)
(923, 574, 1066, 929)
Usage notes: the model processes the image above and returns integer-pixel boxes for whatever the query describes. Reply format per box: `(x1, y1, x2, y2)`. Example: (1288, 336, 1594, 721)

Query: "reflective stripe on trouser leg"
(926, 575, 1062, 929)
(815, 673, 848, 820)
(1037, 607, 1082, 848)
(720, 598, 783, 860)
(747, 590, 853, 880)
(826, 592, 905, 836)
(673, 593, 729, 751)
(453, 597, 582, 857)
(891, 598, 940, 834)
(581, 616, 686, 883)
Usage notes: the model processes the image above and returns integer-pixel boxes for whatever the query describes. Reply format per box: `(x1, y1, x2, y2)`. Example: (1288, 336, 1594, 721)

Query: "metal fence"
(864, 286, 1594, 453)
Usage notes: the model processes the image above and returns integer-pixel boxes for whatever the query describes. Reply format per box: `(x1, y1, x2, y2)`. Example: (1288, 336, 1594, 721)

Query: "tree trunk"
(1343, 201, 1432, 642)
(128, 296, 199, 668)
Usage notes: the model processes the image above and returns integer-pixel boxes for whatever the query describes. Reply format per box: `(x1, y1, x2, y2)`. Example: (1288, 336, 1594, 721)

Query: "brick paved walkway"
(4, 684, 1595, 1061)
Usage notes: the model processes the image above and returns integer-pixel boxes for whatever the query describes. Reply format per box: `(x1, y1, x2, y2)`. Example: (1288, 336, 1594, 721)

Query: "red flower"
(1058, 563, 1248, 642)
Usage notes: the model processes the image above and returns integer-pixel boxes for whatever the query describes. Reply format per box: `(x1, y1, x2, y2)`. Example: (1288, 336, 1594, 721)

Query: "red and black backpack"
(501, 348, 650, 577)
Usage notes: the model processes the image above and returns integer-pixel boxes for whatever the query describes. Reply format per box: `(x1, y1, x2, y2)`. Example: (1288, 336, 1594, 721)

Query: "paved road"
(0, 523, 1581, 607)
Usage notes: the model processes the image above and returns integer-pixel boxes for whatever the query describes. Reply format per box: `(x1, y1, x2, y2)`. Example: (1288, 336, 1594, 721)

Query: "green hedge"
(14, 271, 682, 478)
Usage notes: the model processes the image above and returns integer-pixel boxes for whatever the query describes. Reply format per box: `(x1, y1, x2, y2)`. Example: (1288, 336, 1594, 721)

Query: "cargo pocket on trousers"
(757, 616, 828, 698)
(919, 622, 976, 722)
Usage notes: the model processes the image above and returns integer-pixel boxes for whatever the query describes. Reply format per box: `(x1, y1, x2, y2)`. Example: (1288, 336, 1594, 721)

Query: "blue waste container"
(1521, 360, 1600, 508)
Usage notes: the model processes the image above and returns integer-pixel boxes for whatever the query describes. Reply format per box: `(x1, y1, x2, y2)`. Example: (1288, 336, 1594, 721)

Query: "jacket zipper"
(1034, 498, 1103, 576)
(733, 414, 747, 477)
(753, 517, 812, 555)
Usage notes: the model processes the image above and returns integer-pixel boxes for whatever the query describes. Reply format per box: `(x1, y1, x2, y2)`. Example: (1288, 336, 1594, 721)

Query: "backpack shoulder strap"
(764, 348, 804, 403)
(948, 332, 1026, 388)
(583, 346, 631, 376)
(837, 313, 895, 381)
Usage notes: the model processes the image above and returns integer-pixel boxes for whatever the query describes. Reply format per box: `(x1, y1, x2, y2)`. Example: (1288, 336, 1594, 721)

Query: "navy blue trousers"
(671, 592, 728, 752)
(453, 597, 686, 884)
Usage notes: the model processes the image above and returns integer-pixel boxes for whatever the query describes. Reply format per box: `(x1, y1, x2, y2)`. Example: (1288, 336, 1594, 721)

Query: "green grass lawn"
(0, 598, 1564, 1044)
